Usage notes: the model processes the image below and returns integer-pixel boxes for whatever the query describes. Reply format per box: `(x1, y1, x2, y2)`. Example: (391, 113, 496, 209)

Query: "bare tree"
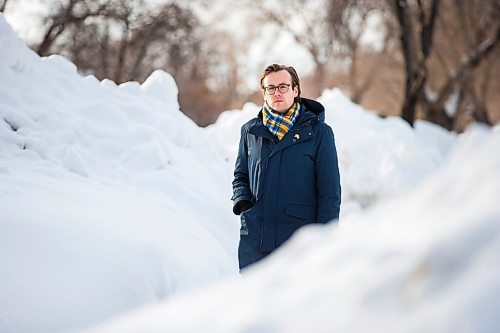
(422, 0, 500, 129)
(26, 0, 499, 128)
(33, 0, 207, 84)
(245, 0, 396, 103)
(36, 0, 111, 56)
(391, 0, 439, 126)
(30, 0, 229, 126)
(327, 0, 393, 103)
(244, 0, 334, 96)
(390, 0, 499, 129)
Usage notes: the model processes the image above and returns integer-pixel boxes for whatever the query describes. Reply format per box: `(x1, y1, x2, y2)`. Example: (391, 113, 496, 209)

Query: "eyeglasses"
(263, 84, 291, 95)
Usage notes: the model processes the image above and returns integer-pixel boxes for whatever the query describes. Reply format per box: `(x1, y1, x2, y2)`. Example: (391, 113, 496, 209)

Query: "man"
(232, 64, 341, 270)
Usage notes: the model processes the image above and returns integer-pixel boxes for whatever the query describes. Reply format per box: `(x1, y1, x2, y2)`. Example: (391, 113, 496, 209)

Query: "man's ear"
(294, 86, 299, 97)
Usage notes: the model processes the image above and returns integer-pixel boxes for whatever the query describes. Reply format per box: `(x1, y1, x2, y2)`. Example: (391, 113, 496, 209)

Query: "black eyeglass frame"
(262, 84, 291, 95)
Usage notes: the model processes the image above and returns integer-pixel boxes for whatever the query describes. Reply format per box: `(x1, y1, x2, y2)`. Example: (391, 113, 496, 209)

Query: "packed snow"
(0, 14, 238, 333)
(85, 123, 500, 333)
(1, 13, 499, 333)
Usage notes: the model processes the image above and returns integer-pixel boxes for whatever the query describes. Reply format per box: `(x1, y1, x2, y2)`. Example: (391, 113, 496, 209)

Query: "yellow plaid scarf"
(262, 101, 301, 141)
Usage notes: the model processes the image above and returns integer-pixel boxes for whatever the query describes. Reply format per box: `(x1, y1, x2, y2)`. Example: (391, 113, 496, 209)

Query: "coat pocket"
(284, 204, 315, 221)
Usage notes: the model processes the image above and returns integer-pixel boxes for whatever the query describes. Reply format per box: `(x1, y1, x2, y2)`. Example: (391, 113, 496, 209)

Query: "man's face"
(262, 70, 298, 113)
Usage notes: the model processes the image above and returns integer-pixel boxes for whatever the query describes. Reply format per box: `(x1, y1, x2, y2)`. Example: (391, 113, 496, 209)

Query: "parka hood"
(299, 97, 325, 122)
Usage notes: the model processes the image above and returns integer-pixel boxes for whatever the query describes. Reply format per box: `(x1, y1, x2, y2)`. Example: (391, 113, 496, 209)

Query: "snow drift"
(86, 124, 500, 333)
(2, 12, 499, 333)
(0, 14, 238, 333)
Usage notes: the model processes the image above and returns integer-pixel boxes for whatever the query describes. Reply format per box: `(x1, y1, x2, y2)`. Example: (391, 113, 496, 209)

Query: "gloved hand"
(236, 200, 253, 215)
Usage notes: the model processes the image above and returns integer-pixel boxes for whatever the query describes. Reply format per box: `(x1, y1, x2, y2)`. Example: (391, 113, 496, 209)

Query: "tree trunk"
(425, 105, 454, 130)
(0, 0, 9, 12)
(393, 0, 439, 127)
(113, 25, 130, 83)
(37, 23, 65, 56)
(395, 0, 419, 126)
(349, 45, 360, 103)
(422, 24, 499, 127)
(313, 62, 325, 98)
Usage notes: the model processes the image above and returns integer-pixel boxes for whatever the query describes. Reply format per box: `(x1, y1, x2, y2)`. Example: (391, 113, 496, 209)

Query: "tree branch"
(434, 24, 500, 108)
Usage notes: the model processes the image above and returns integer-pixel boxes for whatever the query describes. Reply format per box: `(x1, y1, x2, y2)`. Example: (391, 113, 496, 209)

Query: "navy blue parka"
(232, 98, 341, 269)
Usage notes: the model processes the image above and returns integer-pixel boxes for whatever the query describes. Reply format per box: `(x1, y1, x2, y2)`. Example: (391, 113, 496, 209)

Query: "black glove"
(236, 200, 253, 215)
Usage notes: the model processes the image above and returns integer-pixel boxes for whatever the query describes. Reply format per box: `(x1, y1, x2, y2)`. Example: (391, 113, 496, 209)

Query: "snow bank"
(85, 124, 500, 333)
(3, 10, 499, 333)
(0, 14, 238, 333)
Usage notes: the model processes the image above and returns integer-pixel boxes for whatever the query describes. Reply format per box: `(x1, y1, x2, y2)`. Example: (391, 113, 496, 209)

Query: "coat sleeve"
(232, 124, 253, 215)
(315, 123, 341, 223)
